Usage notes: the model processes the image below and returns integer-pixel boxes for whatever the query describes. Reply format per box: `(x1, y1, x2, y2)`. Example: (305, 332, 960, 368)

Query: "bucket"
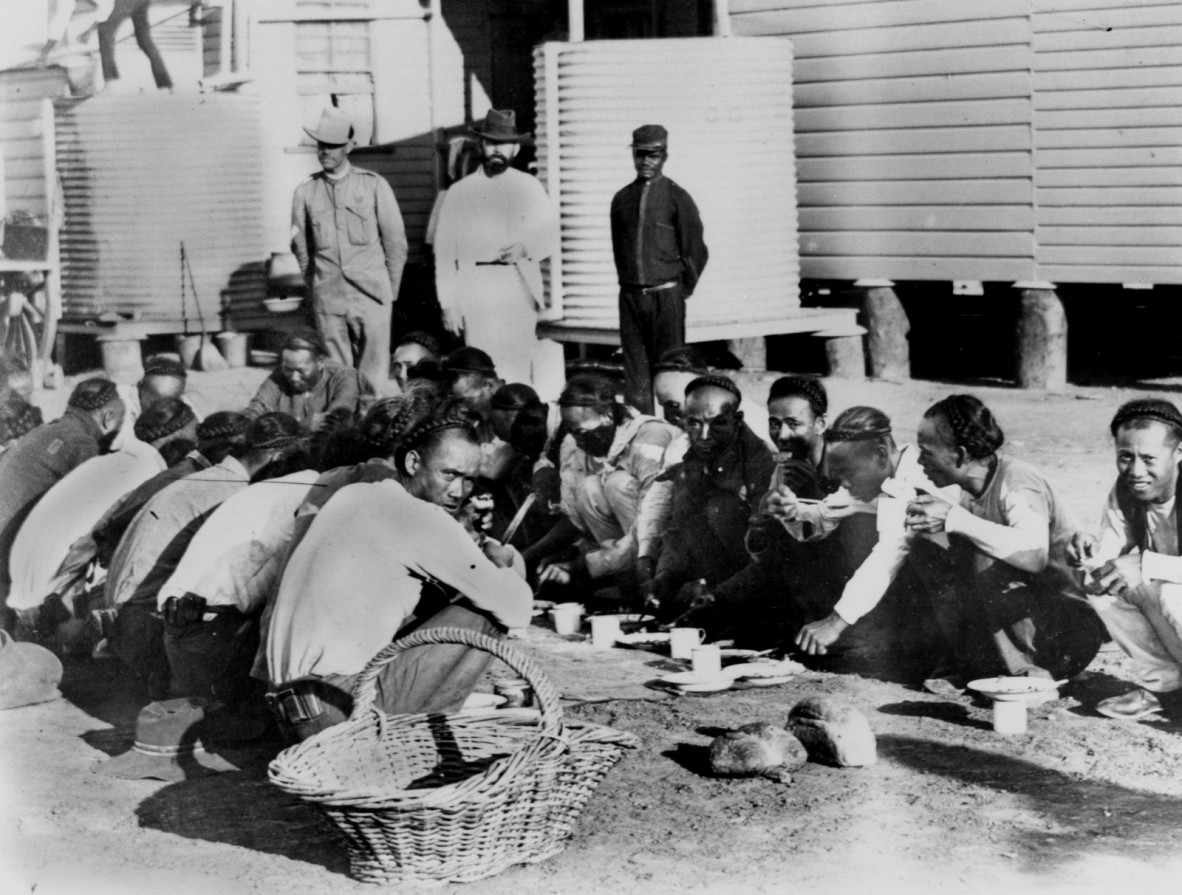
(175, 334, 204, 369)
(215, 332, 249, 368)
(97, 335, 145, 383)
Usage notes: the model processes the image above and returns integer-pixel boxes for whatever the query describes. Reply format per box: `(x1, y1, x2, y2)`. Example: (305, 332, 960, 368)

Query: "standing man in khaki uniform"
(292, 108, 408, 397)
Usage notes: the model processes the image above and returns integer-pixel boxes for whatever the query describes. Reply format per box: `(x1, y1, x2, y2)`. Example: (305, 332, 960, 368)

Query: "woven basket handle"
(350, 626, 562, 736)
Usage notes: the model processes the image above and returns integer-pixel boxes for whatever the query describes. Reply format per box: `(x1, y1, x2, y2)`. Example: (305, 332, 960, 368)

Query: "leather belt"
(625, 281, 679, 294)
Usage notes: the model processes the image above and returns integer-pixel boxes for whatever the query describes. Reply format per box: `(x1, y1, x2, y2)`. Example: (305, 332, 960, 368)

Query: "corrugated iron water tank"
(534, 38, 799, 336)
(55, 93, 266, 324)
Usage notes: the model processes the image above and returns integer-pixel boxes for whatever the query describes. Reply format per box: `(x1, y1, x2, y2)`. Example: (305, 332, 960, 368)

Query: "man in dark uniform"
(646, 375, 775, 609)
(610, 124, 708, 414)
(292, 108, 409, 397)
(0, 378, 125, 611)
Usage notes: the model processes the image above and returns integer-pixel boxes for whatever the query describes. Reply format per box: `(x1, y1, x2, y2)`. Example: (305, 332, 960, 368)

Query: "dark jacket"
(656, 423, 775, 585)
(244, 361, 360, 429)
(0, 408, 105, 586)
(610, 174, 708, 294)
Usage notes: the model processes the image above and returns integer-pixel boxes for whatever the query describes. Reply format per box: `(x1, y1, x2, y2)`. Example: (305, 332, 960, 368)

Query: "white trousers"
(1089, 582, 1182, 692)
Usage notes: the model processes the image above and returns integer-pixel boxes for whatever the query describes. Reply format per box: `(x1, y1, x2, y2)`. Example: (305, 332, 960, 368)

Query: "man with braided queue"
(105, 413, 306, 697)
(264, 412, 532, 743)
(0, 378, 126, 614)
(6, 398, 198, 637)
(533, 374, 679, 593)
(89, 412, 251, 571)
(679, 378, 879, 653)
(802, 398, 1103, 695)
(1067, 399, 1182, 721)
(643, 375, 774, 615)
(244, 330, 360, 431)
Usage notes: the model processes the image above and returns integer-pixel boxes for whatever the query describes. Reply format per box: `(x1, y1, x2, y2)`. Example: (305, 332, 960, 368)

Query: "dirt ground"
(4, 364, 1182, 895)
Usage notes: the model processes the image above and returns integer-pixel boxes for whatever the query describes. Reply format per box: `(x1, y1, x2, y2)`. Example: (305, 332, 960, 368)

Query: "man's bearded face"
(481, 139, 519, 176)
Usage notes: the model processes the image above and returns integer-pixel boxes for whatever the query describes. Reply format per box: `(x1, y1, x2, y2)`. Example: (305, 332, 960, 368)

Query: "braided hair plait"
(824, 406, 893, 445)
(67, 377, 120, 412)
(685, 374, 742, 404)
(393, 410, 478, 471)
(133, 397, 197, 443)
(359, 396, 407, 454)
(1109, 398, 1182, 444)
(244, 412, 306, 452)
(924, 395, 1004, 459)
(768, 375, 828, 418)
(197, 411, 249, 442)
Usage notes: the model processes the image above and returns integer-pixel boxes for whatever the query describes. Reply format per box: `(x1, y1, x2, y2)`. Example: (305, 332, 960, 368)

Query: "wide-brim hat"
(0, 630, 62, 710)
(470, 109, 531, 143)
(303, 107, 353, 146)
(97, 697, 263, 782)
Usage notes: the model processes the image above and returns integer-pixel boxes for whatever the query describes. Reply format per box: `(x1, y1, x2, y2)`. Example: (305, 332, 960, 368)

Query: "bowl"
(262, 296, 304, 314)
(249, 349, 279, 367)
(967, 677, 1064, 703)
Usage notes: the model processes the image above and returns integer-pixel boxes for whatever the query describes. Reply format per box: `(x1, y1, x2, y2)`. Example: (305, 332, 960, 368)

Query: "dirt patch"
(5, 369, 1182, 894)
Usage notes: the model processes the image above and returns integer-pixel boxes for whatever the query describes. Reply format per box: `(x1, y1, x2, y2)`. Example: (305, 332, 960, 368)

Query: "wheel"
(0, 302, 42, 383)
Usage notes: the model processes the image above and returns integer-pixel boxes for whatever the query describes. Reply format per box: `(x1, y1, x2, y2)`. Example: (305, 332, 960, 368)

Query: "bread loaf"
(787, 697, 877, 767)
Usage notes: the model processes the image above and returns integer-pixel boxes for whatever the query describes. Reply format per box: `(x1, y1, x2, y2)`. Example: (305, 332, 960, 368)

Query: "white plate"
(967, 677, 1063, 703)
(725, 659, 807, 680)
(735, 675, 795, 688)
(658, 671, 733, 693)
(616, 631, 671, 647)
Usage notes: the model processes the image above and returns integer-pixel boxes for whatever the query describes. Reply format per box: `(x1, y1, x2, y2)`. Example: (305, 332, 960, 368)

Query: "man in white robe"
(433, 109, 560, 392)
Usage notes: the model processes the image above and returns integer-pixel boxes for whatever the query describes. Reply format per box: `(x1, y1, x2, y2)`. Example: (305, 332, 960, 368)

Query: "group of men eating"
(2, 332, 1182, 751)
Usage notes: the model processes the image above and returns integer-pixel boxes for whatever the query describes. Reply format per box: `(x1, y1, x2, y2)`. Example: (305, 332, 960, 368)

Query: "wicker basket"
(268, 626, 639, 886)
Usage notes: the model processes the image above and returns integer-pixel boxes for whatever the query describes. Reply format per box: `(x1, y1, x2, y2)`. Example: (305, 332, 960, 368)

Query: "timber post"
(855, 278, 910, 382)
(814, 323, 868, 380)
(727, 336, 767, 371)
(1014, 281, 1067, 390)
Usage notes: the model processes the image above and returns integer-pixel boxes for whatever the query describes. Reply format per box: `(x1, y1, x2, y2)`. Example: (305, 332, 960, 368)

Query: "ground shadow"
(60, 654, 150, 730)
(695, 725, 729, 739)
(879, 734, 1182, 874)
(135, 763, 351, 875)
(877, 700, 992, 731)
(661, 742, 711, 777)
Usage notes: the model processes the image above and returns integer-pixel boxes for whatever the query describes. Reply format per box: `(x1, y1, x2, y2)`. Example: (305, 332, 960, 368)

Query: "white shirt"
(156, 470, 321, 613)
(832, 445, 959, 625)
(7, 439, 164, 611)
(266, 478, 532, 684)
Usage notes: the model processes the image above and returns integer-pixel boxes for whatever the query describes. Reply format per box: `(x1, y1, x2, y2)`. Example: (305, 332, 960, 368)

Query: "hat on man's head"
(303, 107, 354, 146)
(631, 124, 668, 148)
(97, 697, 262, 781)
(470, 109, 531, 143)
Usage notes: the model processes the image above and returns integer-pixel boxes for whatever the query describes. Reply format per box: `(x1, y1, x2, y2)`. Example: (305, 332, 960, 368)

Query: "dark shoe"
(1096, 688, 1163, 721)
